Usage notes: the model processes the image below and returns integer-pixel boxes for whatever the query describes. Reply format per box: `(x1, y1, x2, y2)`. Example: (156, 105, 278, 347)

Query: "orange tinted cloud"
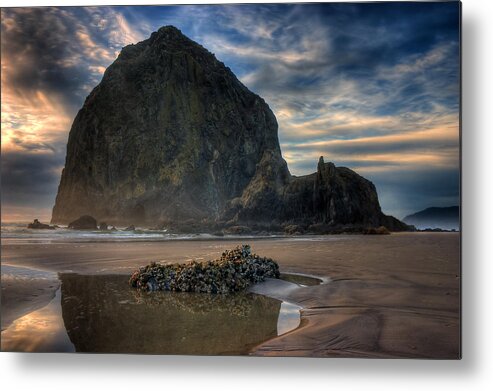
(1, 205, 53, 223)
(1, 85, 72, 153)
(282, 123, 459, 175)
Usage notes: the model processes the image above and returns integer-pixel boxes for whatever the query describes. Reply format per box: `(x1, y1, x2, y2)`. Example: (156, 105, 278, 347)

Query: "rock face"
(68, 215, 98, 230)
(230, 156, 400, 230)
(52, 26, 408, 232)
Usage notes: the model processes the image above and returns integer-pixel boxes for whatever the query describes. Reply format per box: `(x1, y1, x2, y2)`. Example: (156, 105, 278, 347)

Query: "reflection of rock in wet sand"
(60, 274, 281, 355)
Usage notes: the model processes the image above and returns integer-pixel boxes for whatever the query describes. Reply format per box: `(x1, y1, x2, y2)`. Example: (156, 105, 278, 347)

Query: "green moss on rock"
(129, 245, 280, 293)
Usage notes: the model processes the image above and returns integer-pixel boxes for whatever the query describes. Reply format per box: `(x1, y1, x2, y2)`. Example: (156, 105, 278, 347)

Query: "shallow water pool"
(1, 273, 303, 354)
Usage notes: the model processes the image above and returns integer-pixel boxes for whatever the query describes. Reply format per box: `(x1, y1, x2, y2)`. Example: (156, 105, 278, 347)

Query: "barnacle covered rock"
(129, 245, 280, 293)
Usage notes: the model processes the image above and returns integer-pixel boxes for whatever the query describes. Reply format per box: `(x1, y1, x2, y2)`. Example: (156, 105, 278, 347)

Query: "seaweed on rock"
(129, 245, 280, 293)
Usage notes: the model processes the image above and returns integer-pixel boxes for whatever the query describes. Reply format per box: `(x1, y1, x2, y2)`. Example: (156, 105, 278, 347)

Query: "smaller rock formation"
(27, 219, 55, 230)
(129, 245, 279, 293)
(99, 222, 108, 231)
(68, 215, 98, 230)
(283, 224, 304, 235)
(223, 226, 252, 235)
(363, 226, 390, 235)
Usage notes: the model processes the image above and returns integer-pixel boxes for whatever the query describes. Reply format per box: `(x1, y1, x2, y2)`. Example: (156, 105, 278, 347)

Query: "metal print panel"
(0, 1, 461, 358)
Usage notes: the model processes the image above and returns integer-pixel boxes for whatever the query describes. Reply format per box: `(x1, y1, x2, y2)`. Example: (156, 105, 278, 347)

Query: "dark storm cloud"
(1, 7, 148, 115)
(2, 7, 96, 112)
(1, 151, 64, 206)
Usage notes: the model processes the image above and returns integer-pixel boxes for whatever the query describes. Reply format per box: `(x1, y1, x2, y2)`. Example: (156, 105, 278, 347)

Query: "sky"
(0, 2, 460, 222)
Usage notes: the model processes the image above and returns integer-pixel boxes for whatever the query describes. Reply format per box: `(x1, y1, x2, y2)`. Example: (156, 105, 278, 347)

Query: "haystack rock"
(52, 26, 408, 232)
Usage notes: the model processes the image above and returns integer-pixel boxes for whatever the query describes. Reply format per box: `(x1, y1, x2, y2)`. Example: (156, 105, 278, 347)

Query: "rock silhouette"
(52, 26, 408, 233)
(27, 219, 55, 229)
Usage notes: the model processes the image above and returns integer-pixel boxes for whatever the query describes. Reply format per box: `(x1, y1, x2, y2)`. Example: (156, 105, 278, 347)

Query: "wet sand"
(1, 266, 59, 330)
(1, 232, 460, 358)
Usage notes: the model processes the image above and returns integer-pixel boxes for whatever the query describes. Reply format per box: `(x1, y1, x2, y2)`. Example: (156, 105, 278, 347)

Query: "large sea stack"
(52, 26, 408, 232)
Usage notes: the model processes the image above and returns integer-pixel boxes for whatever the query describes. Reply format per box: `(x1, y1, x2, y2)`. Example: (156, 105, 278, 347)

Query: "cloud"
(1, 88, 72, 154)
(1, 151, 64, 214)
(1, 7, 146, 155)
(1, 6, 146, 219)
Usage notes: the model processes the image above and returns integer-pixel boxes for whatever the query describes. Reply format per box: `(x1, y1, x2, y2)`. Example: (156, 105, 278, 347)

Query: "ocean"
(1, 222, 224, 243)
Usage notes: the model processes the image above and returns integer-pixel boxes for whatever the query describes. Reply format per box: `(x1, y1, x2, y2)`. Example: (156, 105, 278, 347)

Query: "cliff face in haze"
(52, 26, 408, 232)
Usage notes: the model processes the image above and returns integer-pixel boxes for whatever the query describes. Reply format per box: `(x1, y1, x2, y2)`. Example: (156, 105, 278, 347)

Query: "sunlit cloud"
(1, 88, 72, 153)
(1, 6, 146, 222)
(1, 206, 53, 223)
(0, 6, 145, 155)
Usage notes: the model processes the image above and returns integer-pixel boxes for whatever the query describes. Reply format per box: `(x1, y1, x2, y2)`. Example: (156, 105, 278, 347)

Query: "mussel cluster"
(129, 245, 280, 293)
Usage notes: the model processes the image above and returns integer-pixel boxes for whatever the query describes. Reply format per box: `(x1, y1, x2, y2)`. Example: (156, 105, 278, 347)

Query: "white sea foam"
(1, 222, 214, 243)
(0, 222, 285, 244)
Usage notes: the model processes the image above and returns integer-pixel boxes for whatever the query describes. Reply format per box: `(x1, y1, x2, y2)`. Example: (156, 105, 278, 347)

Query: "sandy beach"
(1, 232, 460, 358)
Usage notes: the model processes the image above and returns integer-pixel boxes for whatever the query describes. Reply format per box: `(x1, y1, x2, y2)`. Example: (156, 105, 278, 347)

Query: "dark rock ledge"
(27, 219, 56, 229)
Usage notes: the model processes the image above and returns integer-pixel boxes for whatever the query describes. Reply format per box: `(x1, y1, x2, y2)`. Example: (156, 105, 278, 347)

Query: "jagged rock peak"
(147, 25, 198, 46)
(124, 26, 199, 53)
(119, 25, 225, 72)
